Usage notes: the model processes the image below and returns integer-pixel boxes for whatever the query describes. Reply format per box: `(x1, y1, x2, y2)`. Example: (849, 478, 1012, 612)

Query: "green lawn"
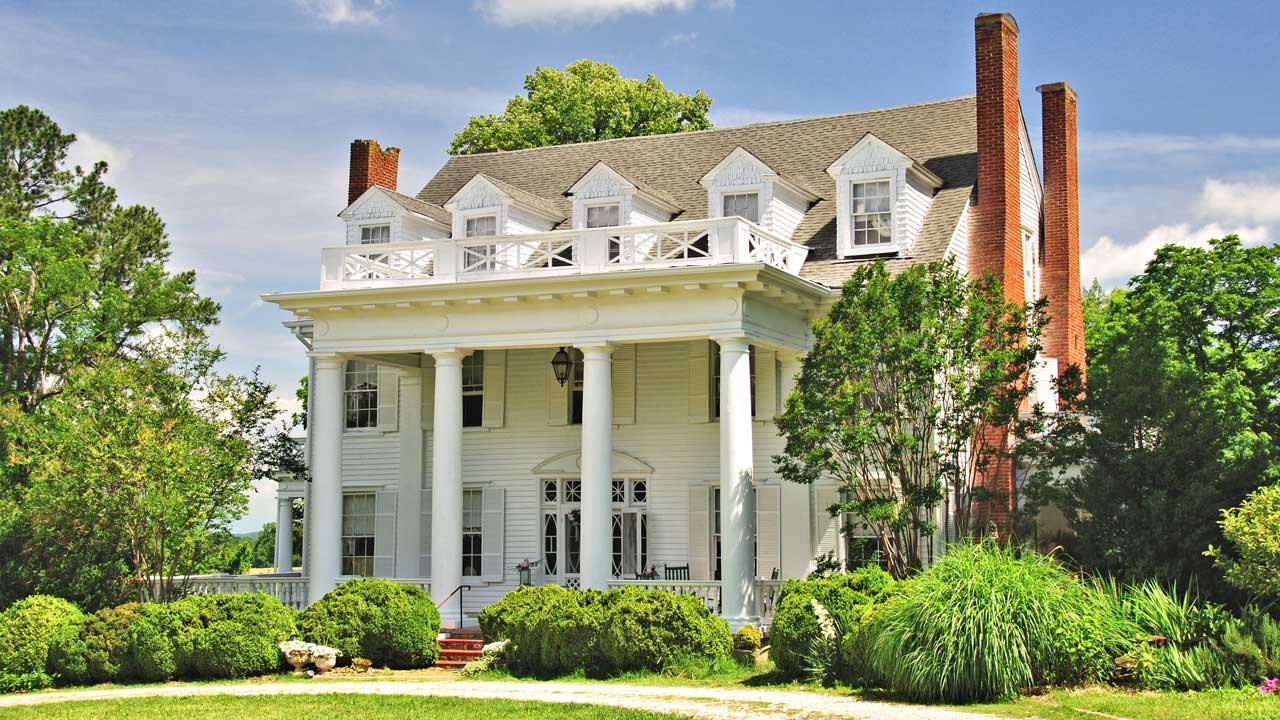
(956, 687, 1276, 720)
(0, 695, 685, 720)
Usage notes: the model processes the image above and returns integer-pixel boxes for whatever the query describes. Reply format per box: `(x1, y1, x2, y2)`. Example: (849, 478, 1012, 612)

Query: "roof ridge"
(440, 95, 977, 160)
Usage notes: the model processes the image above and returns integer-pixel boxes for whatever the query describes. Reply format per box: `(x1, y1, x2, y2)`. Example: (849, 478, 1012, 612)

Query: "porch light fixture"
(551, 346, 573, 387)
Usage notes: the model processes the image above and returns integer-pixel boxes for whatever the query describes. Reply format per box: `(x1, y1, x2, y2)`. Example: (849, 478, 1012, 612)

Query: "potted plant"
(311, 645, 343, 673)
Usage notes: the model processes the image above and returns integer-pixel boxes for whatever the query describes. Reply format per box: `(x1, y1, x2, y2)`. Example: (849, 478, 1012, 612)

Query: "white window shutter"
(687, 485, 710, 580)
(753, 348, 777, 421)
(816, 484, 841, 558)
(480, 487, 505, 583)
(373, 491, 397, 577)
(688, 340, 711, 423)
(420, 357, 434, 431)
(755, 484, 782, 579)
(482, 349, 506, 428)
(377, 366, 399, 432)
(418, 488, 432, 578)
(612, 344, 636, 425)
(546, 349, 569, 426)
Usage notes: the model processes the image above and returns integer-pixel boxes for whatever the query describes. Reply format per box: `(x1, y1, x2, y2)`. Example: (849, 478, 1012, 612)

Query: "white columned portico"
(578, 343, 614, 590)
(430, 350, 465, 626)
(717, 338, 758, 628)
(274, 497, 294, 573)
(307, 354, 345, 604)
(395, 369, 424, 577)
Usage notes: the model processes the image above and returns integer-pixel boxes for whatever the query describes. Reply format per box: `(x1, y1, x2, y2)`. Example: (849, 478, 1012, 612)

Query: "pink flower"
(1260, 677, 1279, 695)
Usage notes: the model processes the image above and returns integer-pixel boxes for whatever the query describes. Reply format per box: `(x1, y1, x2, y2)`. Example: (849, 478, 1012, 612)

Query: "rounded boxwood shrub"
(734, 624, 762, 652)
(83, 602, 143, 683)
(178, 593, 297, 679)
(770, 566, 893, 678)
(0, 595, 88, 685)
(190, 620, 281, 679)
(125, 600, 203, 682)
(865, 542, 1131, 703)
(599, 588, 731, 674)
(297, 578, 440, 668)
(478, 585, 572, 644)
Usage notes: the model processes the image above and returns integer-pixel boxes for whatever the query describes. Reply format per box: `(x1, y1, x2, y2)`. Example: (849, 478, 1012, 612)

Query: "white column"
(578, 344, 614, 590)
(395, 369, 424, 577)
(430, 350, 465, 626)
(274, 497, 294, 573)
(717, 338, 758, 628)
(307, 354, 345, 605)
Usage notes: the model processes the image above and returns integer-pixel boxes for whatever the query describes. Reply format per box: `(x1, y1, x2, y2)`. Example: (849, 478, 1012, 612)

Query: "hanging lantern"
(551, 346, 573, 387)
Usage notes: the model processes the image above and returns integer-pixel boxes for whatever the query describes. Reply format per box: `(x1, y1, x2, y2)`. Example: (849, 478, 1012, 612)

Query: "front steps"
(437, 628, 483, 669)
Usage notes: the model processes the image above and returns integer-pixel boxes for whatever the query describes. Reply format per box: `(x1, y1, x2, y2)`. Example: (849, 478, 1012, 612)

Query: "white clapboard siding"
(687, 340, 711, 423)
(418, 488, 432, 577)
(612, 344, 636, 425)
(816, 484, 841, 559)
(376, 366, 399, 432)
(688, 485, 710, 580)
(482, 349, 506, 429)
(480, 487, 505, 583)
(755, 484, 781, 578)
(546, 348, 570, 426)
(420, 357, 434, 430)
(373, 490, 397, 577)
(753, 348, 778, 421)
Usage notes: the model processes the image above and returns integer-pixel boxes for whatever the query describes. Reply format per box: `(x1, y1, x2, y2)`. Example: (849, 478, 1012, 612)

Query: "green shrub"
(83, 602, 143, 683)
(478, 585, 571, 645)
(124, 601, 203, 682)
(865, 542, 1130, 703)
(524, 590, 608, 677)
(599, 588, 731, 674)
(189, 620, 280, 679)
(179, 593, 296, 679)
(0, 595, 87, 685)
(734, 624, 761, 652)
(1214, 482, 1280, 601)
(0, 671, 53, 694)
(297, 578, 439, 669)
(1222, 607, 1280, 683)
(770, 566, 893, 678)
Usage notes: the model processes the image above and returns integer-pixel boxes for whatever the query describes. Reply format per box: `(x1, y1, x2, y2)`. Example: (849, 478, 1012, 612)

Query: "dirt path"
(0, 678, 1015, 720)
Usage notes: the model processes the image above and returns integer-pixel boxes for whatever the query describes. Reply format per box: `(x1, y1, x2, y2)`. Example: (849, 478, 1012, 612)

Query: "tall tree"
(448, 60, 712, 154)
(773, 260, 1044, 578)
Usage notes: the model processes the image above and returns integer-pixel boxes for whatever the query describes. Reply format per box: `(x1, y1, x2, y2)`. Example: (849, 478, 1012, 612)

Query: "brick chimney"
(348, 139, 400, 206)
(971, 12, 1023, 534)
(971, 12, 1024, 303)
(1037, 82, 1086, 377)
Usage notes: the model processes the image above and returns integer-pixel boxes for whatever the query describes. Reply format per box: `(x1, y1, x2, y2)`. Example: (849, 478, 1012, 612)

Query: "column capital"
(426, 348, 468, 364)
(712, 336, 752, 353)
(576, 342, 614, 358)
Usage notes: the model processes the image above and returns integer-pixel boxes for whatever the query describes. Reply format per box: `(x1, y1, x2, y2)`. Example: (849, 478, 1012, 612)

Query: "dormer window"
(827, 133, 942, 258)
(721, 192, 760, 223)
(567, 162, 679, 230)
(359, 224, 391, 244)
(849, 180, 892, 248)
(465, 215, 497, 237)
(585, 203, 620, 228)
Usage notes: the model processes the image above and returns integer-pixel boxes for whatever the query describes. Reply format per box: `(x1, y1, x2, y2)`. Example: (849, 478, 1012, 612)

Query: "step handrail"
(435, 584, 471, 628)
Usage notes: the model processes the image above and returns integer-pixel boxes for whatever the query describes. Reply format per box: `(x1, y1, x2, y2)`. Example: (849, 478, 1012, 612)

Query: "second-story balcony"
(320, 217, 809, 291)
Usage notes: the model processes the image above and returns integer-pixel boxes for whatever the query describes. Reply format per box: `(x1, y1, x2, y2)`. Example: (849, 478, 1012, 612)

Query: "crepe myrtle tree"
(773, 259, 1047, 578)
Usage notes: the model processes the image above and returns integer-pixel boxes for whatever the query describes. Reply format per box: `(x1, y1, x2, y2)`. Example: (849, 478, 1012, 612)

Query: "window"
(585, 203, 620, 228)
(711, 487, 757, 581)
(465, 215, 497, 237)
(721, 192, 760, 223)
(850, 180, 892, 247)
(359, 224, 391, 244)
(542, 477, 647, 582)
(711, 344, 756, 420)
(462, 351, 484, 428)
(341, 493, 375, 576)
(462, 488, 483, 577)
(1022, 228, 1039, 304)
(569, 348, 585, 425)
(344, 360, 378, 429)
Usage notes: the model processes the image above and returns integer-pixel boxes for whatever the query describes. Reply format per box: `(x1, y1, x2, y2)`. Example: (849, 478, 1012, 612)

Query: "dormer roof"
(826, 132, 944, 189)
(339, 185, 451, 230)
(444, 172, 566, 223)
(566, 161, 682, 214)
(698, 146, 821, 202)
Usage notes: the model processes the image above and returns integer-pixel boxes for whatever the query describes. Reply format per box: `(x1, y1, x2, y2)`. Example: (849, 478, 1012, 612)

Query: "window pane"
(344, 360, 379, 428)
(722, 192, 759, 223)
(462, 351, 485, 428)
(341, 493, 375, 577)
(849, 180, 892, 248)
(465, 215, 497, 237)
(462, 488, 483, 577)
(360, 224, 391, 244)
(586, 204, 620, 228)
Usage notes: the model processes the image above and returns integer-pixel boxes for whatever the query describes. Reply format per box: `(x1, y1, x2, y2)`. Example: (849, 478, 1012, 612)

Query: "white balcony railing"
(321, 217, 808, 290)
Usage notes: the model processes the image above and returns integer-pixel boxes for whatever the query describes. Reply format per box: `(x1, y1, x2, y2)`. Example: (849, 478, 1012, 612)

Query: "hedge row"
(478, 586, 732, 678)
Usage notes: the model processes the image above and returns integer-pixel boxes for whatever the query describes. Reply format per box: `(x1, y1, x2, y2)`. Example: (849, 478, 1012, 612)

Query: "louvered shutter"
(753, 348, 777, 421)
(373, 491, 397, 577)
(612, 344, 636, 425)
(420, 357, 434, 430)
(816, 484, 841, 558)
(482, 349, 506, 428)
(480, 487, 505, 583)
(376, 366, 399, 432)
(546, 349, 569, 426)
(688, 485, 710, 580)
(418, 488, 432, 578)
(755, 484, 781, 579)
(688, 340, 711, 423)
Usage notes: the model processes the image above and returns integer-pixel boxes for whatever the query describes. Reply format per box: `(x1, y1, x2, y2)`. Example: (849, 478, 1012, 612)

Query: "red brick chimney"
(348, 139, 400, 206)
(971, 12, 1024, 303)
(971, 12, 1023, 534)
(1037, 82, 1086, 378)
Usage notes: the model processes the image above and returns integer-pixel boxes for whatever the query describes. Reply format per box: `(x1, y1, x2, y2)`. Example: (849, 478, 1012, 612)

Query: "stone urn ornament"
(311, 645, 342, 674)
(278, 640, 314, 671)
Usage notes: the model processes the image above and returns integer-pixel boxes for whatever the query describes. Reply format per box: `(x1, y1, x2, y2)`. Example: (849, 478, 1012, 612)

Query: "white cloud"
(665, 31, 698, 45)
(66, 131, 133, 175)
(479, 0, 693, 26)
(1084, 131, 1280, 157)
(709, 106, 800, 128)
(1196, 178, 1280, 225)
(293, 0, 388, 26)
(1082, 222, 1272, 287)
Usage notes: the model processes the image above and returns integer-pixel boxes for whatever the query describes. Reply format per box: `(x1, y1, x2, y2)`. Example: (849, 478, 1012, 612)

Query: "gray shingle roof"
(472, 173, 566, 222)
(378, 187, 452, 227)
(416, 96, 978, 287)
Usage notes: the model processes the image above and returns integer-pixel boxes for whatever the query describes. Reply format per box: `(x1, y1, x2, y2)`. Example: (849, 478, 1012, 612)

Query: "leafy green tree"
(448, 60, 712, 154)
(1209, 483, 1280, 602)
(774, 260, 1045, 578)
(4, 333, 283, 607)
(1035, 236, 1280, 601)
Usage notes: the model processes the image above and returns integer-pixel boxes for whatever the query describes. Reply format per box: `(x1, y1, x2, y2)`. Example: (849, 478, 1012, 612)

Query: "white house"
(250, 12, 1084, 629)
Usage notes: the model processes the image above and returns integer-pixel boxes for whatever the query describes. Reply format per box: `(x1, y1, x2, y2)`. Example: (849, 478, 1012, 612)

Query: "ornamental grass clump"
(866, 541, 1130, 703)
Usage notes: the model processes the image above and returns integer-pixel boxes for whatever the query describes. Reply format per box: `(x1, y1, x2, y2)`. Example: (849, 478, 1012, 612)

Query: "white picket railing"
(607, 578, 785, 627)
(321, 217, 808, 290)
(166, 574, 311, 610)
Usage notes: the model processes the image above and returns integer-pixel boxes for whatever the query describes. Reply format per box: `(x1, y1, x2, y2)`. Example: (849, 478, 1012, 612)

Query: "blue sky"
(3, 0, 1278, 531)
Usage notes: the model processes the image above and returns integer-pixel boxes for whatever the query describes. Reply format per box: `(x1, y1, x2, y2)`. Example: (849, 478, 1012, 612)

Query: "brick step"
(439, 640, 483, 650)
(440, 648, 483, 658)
(435, 659, 470, 669)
